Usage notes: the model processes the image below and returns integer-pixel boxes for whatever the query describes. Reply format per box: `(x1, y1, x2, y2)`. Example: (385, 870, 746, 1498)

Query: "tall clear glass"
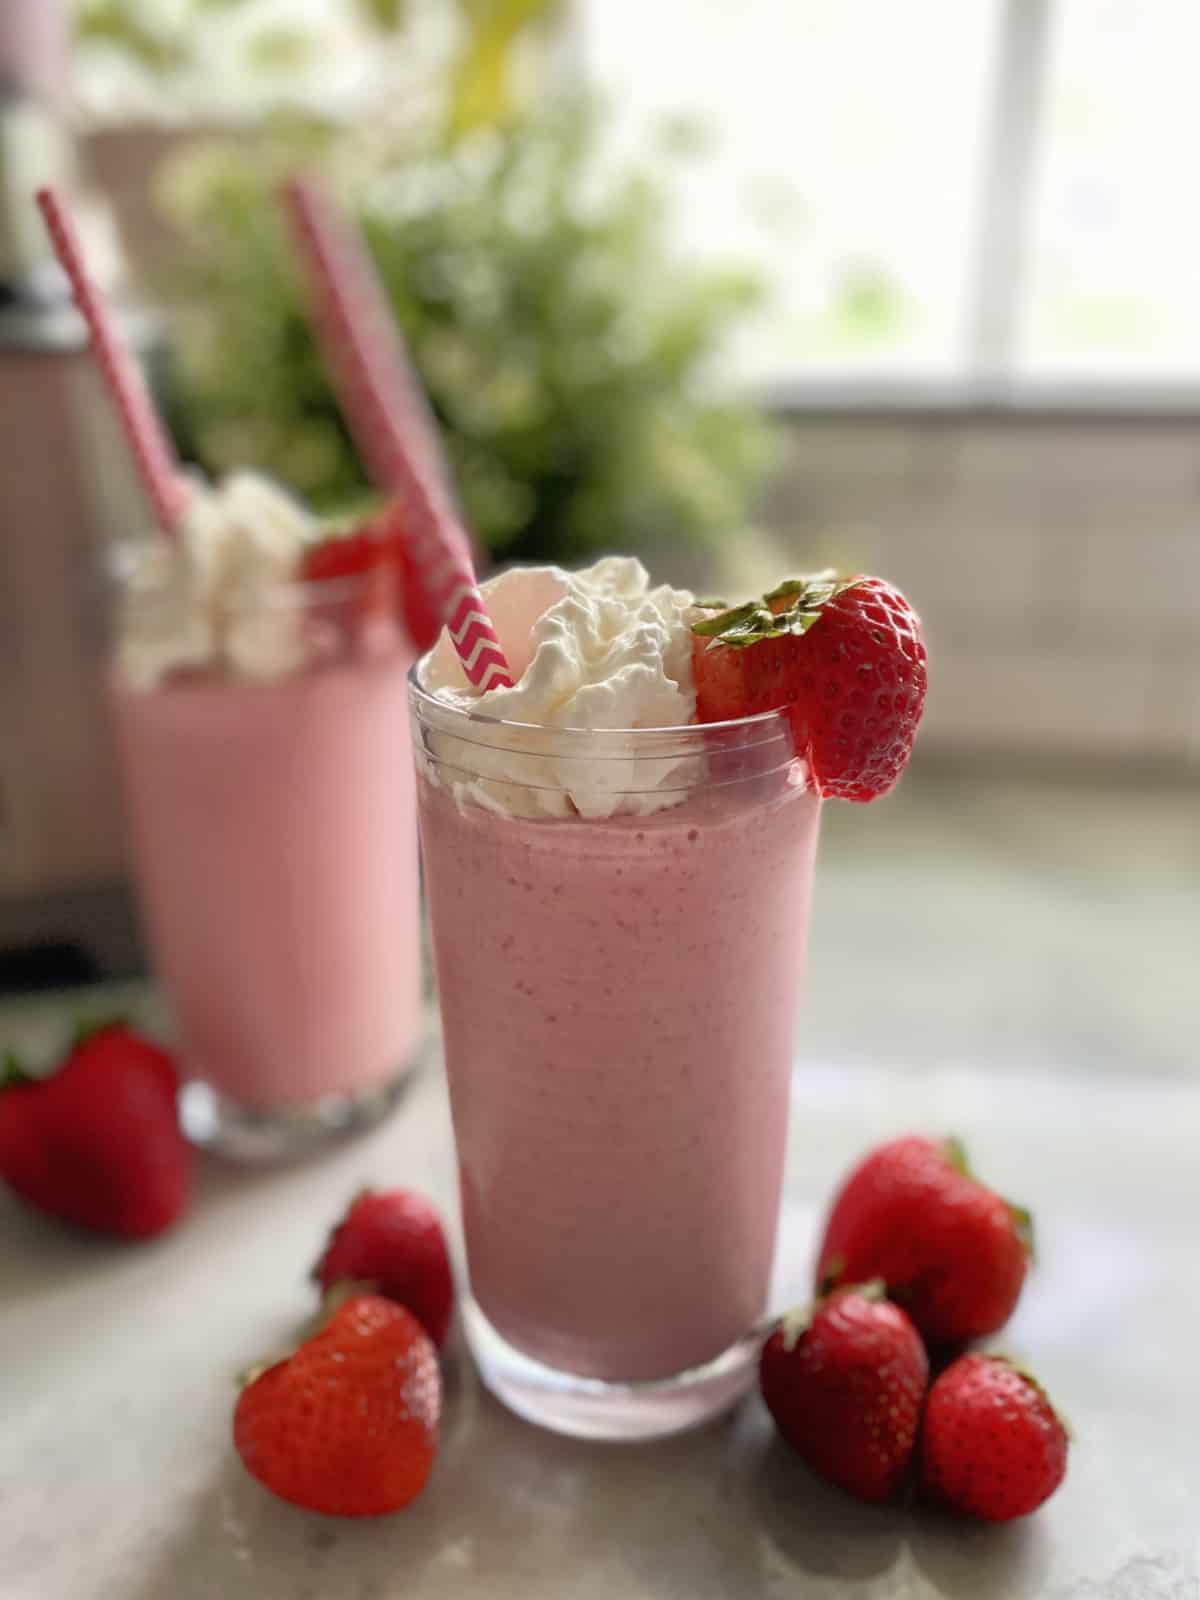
(410, 676, 821, 1439)
(110, 569, 423, 1160)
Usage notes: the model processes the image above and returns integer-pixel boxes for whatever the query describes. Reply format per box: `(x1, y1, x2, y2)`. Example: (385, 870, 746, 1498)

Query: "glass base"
(464, 1297, 760, 1441)
(179, 1065, 415, 1163)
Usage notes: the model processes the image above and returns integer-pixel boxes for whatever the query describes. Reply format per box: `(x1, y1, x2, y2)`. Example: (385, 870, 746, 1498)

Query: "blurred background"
(0, 0, 1194, 1076)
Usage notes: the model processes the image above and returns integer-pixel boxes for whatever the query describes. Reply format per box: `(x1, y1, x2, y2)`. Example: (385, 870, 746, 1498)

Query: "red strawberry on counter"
(920, 1353, 1069, 1521)
(816, 1135, 1032, 1346)
(234, 1293, 441, 1517)
(0, 1022, 191, 1239)
(312, 1188, 455, 1349)
(759, 1282, 929, 1503)
(692, 573, 927, 801)
(302, 504, 444, 652)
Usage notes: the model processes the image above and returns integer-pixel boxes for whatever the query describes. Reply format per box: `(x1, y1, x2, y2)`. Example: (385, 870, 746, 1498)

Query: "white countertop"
(1, 999, 1199, 1599)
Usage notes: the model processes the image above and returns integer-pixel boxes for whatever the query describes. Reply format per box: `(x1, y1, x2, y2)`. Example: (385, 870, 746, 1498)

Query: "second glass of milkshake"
(111, 473, 424, 1160)
(411, 558, 821, 1438)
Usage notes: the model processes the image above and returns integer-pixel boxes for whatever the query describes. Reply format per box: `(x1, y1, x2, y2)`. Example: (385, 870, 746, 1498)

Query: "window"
(577, 0, 1200, 396)
(1022, 0, 1200, 379)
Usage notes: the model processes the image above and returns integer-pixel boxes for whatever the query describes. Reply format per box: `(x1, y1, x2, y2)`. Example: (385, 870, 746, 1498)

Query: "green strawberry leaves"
(942, 1135, 971, 1177)
(943, 1134, 1036, 1262)
(691, 571, 862, 650)
(2, 1016, 133, 1094)
(978, 1354, 1068, 1431)
(0, 1050, 32, 1090)
(1008, 1203, 1037, 1262)
(779, 1276, 887, 1351)
(69, 1013, 130, 1050)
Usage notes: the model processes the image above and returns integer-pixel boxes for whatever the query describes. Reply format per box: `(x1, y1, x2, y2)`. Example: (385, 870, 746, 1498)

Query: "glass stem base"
(463, 1296, 759, 1442)
(179, 1065, 415, 1163)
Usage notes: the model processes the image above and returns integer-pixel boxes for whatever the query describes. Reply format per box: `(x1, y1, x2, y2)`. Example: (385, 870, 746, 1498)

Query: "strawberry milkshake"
(414, 565, 765, 1434)
(111, 473, 423, 1159)
(414, 557, 925, 1437)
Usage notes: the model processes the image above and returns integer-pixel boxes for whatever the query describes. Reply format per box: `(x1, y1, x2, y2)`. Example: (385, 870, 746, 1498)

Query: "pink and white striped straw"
(282, 177, 512, 692)
(282, 175, 454, 510)
(37, 188, 187, 537)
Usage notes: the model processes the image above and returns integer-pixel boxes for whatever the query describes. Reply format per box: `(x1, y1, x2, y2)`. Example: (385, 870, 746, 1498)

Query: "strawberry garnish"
(920, 1354, 1069, 1521)
(312, 1188, 455, 1349)
(692, 573, 927, 801)
(816, 1134, 1032, 1346)
(301, 505, 444, 652)
(234, 1293, 441, 1518)
(0, 1022, 191, 1239)
(301, 526, 381, 585)
(759, 1281, 929, 1503)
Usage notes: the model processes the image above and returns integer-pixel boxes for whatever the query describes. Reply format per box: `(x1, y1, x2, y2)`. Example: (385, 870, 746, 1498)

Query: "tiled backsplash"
(761, 414, 1200, 766)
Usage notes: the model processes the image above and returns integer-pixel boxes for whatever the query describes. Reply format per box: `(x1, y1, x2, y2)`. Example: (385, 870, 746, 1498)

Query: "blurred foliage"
(159, 105, 773, 564)
(75, 0, 774, 567)
(75, 0, 403, 58)
(75, 0, 194, 75)
(450, 0, 565, 140)
(74, 0, 563, 141)
(830, 262, 909, 347)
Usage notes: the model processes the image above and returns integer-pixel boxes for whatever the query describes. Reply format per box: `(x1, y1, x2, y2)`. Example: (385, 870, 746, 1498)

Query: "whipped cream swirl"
(420, 557, 702, 819)
(116, 472, 316, 689)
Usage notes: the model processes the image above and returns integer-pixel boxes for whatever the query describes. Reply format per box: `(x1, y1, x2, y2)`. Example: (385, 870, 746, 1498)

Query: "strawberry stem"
(779, 1276, 889, 1351)
(69, 1013, 130, 1050)
(853, 1278, 888, 1303)
(1008, 1202, 1037, 1262)
(780, 1304, 813, 1352)
(944, 1135, 1034, 1260)
(0, 1050, 32, 1089)
(981, 1353, 1068, 1430)
(942, 1135, 971, 1177)
(690, 573, 862, 650)
(816, 1255, 846, 1298)
(319, 1278, 378, 1326)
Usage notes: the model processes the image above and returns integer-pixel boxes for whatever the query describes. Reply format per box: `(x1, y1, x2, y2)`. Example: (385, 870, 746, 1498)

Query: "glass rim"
(406, 658, 792, 744)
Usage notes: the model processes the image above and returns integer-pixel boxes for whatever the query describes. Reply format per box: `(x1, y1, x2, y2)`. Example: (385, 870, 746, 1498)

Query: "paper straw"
(282, 177, 513, 692)
(37, 188, 187, 536)
(282, 175, 455, 510)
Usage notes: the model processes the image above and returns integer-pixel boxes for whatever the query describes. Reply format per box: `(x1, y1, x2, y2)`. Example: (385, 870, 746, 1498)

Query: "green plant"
(75, 0, 775, 568)
(74, 0, 565, 138)
(159, 105, 774, 565)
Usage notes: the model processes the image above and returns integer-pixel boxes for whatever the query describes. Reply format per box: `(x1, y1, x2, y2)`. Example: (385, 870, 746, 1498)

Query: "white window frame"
(571, 0, 1200, 416)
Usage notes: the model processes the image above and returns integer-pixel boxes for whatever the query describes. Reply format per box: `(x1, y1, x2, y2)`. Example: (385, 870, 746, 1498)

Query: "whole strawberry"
(693, 573, 927, 801)
(759, 1282, 928, 1503)
(234, 1293, 441, 1517)
(816, 1135, 1031, 1345)
(312, 1188, 454, 1348)
(0, 1023, 190, 1239)
(921, 1354, 1068, 1521)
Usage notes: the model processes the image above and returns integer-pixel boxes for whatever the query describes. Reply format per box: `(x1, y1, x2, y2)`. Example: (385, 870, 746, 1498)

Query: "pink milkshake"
(419, 751, 817, 1378)
(411, 557, 823, 1437)
(111, 473, 423, 1158)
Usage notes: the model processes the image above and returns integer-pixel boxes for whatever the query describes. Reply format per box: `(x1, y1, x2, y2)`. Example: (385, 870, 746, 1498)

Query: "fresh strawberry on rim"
(692, 572, 927, 801)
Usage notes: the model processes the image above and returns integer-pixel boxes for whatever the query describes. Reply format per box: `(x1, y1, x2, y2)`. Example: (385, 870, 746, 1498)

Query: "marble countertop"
(1, 994, 1198, 1600)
